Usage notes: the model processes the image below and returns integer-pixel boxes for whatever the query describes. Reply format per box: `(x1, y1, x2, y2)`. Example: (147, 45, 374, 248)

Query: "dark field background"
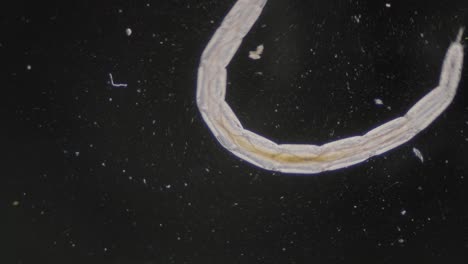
(2, 0, 468, 263)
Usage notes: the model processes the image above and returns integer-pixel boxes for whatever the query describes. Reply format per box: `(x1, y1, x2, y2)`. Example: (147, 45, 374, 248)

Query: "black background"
(3, 0, 468, 263)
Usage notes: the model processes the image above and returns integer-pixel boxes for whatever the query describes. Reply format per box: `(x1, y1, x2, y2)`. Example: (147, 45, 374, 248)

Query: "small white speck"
(109, 97, 113, 102)
(26, 65, 32, 70)
(401, 209, 407, 216)
(101, 162, 106, 167)
(125, 28, 132, 36)
(165, 184, 171, 189)
(412, 147, 424, 163)
(74, 152, 80, 157)
(108, 73, 128, 88)
(374, 98, 384, 105)
(385, 3, 391, 8)
(352, 14, 361, 24)
(398, 238, 405, 244)
(12, 201, 20, 206)
(249, 44, 264, 60)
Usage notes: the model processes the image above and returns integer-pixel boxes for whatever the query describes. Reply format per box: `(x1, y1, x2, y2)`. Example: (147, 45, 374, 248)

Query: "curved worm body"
(197, 0, 464, 174)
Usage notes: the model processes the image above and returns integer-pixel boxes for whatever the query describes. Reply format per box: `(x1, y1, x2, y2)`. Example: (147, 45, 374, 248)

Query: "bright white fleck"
(165, 184, 171, 189)
(125, 28, 132, 36)
(109, 73, 128, 88)
(352, 15, 361, 24)
(412, 147, 424, 163)
(75, 152, 80, 157)
(26, 65, 32, 70)
(398, 238, 405, 244)
(12, 201, 20, 206)
(374, 98, 384, 105)
(109, 97, 113, 102)
(249, 44, 264, 60)
(401, 209, 407, 216)
(385, 3, 391, 8)
(101, 162, 106, 167)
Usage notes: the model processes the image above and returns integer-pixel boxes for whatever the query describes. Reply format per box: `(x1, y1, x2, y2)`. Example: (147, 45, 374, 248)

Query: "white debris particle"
(374, 98, 384, 105)
(352, 14, 361, 24)
(75, 152, 80, 157)
(249, 44, 264, 60)
(109, 73, 128, 88)
(26, 64, 32, 70)
(165, 184, 171, 189)
(12, 201, 20, 206)
(125, 28, 132, 36)
(385, 3, 391, 8)
(412, 147, 424, 163)
(398, 238, 405, 244)
(101, 162, 106, 167)
(401, 209, 407, 216)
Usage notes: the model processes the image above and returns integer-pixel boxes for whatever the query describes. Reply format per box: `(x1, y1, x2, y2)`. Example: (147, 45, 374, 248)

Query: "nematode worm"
(196, 0, 464, 174)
